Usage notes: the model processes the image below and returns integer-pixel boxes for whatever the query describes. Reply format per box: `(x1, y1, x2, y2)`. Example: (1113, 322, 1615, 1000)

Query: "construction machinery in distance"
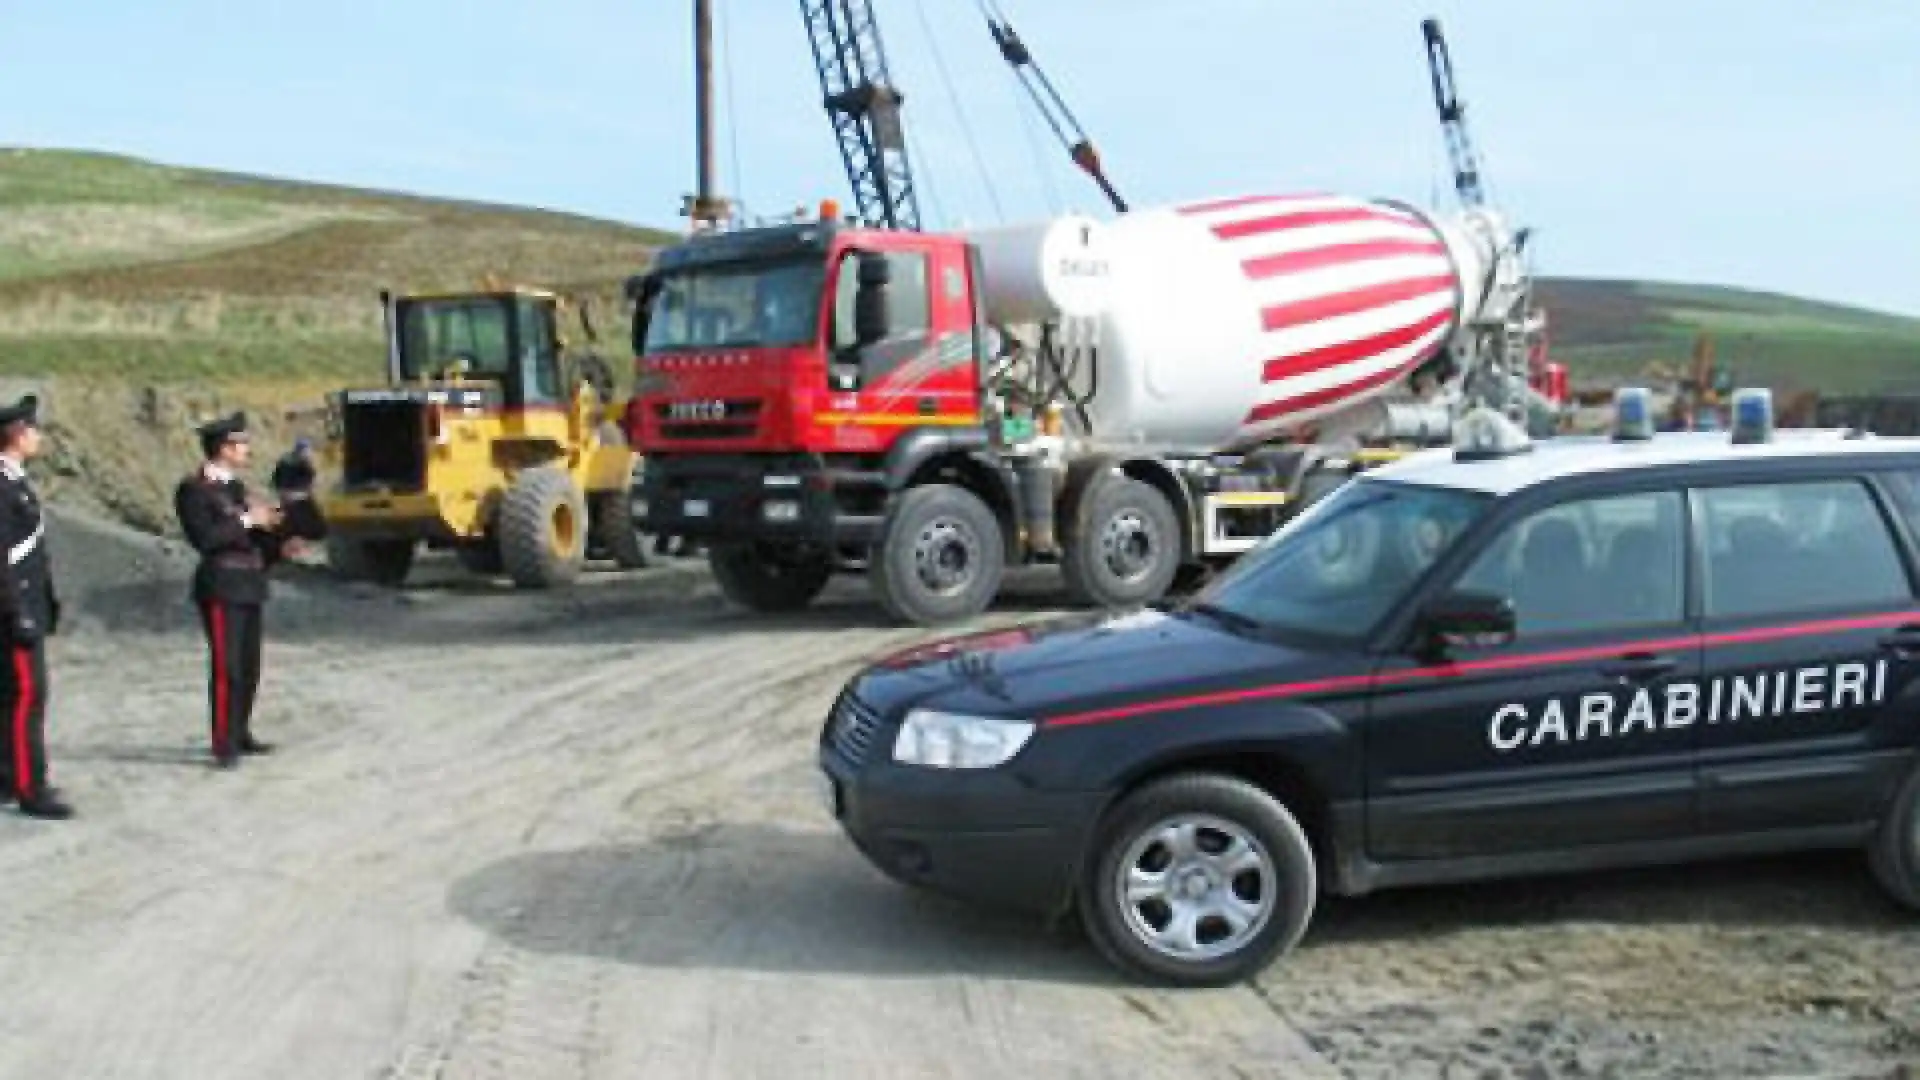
(317, 283, 646, 588)
(622, 6, 1566, 626)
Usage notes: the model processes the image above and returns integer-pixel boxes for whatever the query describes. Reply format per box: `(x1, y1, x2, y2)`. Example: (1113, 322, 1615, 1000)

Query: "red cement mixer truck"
(622, 189, 1563, 625)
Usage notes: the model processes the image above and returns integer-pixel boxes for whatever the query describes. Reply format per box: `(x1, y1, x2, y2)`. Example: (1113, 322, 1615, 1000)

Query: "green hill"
(2, 146, 1916, 396)
(0, 148, 673, 389)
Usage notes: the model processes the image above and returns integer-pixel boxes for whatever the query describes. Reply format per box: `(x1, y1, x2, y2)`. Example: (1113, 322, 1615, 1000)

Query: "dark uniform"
(174, 412, 282, 766)
(0, 395, 66, 816)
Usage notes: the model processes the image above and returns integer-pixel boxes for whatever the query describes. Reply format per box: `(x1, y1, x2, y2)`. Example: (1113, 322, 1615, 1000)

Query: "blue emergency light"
(1730, 387, 1774, 444)
(1612, 387, 1654, 441)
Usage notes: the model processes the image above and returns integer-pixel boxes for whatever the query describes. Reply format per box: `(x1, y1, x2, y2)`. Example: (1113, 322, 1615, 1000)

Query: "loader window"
(397, 298, 513, 381)
(514, 297, 562, 405)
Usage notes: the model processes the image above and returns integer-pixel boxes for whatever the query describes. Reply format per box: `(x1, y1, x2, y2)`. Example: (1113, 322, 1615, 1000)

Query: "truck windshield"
(396, 298, 513, 380)
(644, 259, 826, 351)
(1190, 477, 1491, 644)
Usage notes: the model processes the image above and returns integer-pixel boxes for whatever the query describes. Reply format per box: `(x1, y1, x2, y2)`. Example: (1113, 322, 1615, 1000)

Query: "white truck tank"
(976, 193, 1499, 451)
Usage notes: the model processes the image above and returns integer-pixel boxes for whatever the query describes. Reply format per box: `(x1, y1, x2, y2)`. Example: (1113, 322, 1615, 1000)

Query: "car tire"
(1061, 473, 1182, 610)
(709, 542, 832, 613)
(870, 484, 1005, 627)
(1869, 760, 1920, 911)
(1078, 773, 1317, 987)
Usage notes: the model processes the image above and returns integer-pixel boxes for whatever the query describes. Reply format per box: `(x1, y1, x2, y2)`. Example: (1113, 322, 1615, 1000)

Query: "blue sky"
(5, 1, 1916, 316)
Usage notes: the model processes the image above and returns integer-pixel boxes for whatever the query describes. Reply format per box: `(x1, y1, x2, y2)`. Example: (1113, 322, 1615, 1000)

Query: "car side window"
(1455, 489, 1685, 639)
(1694, 479, 1912, 620)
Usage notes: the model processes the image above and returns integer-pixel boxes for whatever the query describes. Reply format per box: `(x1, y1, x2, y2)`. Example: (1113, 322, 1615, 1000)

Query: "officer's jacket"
(175, 466, 280, 605)
(0, 457, 56, 636)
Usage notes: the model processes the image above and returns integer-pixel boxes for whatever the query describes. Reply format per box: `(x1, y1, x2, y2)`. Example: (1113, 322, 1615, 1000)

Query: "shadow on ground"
(446, 822, 1113, 984)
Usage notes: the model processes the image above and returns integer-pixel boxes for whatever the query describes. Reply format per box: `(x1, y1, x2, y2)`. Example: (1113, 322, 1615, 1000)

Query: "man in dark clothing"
(0, 394, 71, 818)
(269, 437, 326, 552)
(175, 412, 285, 768)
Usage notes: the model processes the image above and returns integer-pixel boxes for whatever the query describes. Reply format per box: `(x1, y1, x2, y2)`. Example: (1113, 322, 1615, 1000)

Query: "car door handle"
(1878, 625, 1920, 657)
(1598, 653, 1678, 682)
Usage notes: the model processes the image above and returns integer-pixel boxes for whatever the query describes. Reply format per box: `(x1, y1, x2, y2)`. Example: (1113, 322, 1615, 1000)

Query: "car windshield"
(1190, 477, 1491, 644)
(644, 259, 826, 351)
(396, 298, 513, 380)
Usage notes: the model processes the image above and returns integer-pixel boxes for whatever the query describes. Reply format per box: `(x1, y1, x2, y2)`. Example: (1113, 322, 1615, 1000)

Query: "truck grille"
(828, 694, 883, 765)
(655, 399, 761, 442)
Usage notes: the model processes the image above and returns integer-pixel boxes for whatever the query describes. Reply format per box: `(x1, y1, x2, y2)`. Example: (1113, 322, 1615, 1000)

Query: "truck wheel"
(1062, 474, 1181, 610)
(590, 491, 649, 569)
(498, 466, 588, 588)
(1869, 761, 1920, 911)
(327, 537, 414, 586)
(709, 542, 832, 612)
(1078, 773, 1317, 988)
(870, 484, 1004, 627)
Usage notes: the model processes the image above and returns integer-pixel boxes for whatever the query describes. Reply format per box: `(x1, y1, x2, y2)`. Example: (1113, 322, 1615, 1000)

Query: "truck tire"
(1869, 761, 1920, 911)
(870, 484, 1004, 627)
(1062, 474, 1182, 610)
(590, 491, 648, 569)
(709, 542, 832, 612)
(327, 537, 415, 586)
(498, 466, 588, 588)
(1078, 773, 1317, 988)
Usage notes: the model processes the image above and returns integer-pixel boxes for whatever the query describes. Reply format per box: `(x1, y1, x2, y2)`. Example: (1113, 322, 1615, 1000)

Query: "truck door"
(1690, 475, 1920, 834)
(1367, 485, 1702, 861)
(828, 245, 975, 423)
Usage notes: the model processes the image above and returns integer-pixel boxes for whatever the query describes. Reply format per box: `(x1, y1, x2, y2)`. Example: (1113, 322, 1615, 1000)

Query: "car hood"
(849, 606, 1329, 721)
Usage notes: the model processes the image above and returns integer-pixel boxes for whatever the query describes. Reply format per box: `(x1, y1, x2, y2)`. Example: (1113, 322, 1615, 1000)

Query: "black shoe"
(213, 751, 238, 769)
(239, 740, 274, 756)
(17, 794, 73, 819)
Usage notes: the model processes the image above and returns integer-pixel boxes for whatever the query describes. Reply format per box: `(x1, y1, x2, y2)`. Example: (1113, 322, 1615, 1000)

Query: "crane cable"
(973, 0, 1064, 216)
(912, 0, 1005, 224)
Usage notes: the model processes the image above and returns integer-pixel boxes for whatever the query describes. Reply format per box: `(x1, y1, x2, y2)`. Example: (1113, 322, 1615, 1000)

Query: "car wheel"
(1078, 773, 1316, 987)
(1870, 760, 1920, 910)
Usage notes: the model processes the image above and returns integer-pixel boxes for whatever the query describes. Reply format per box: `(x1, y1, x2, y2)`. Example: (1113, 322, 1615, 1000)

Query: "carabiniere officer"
(0, 394, 71, 819)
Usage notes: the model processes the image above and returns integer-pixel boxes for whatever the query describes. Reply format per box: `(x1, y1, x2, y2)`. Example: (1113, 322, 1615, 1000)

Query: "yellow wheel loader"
(315, 285, 645, 588)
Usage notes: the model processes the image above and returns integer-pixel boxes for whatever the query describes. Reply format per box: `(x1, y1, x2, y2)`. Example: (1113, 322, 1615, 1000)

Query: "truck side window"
(1695, 479, 1911, 620)
(830, 250, 932, 380)
(1455, 490, 1684, 639)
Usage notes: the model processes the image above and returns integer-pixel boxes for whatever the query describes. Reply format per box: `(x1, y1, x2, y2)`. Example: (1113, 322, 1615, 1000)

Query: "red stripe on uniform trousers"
(209, 602, 229, 752)
(12, 646, 32, 798)
(1260, 275, 1459, 334)
(1262, 309, 1458, 383)
(1046, 610, 1920, 728)
(1242, 239, 1449, 280)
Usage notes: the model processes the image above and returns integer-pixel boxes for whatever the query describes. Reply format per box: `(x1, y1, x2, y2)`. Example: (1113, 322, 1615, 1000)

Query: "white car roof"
(1369, 429, 1920, 497)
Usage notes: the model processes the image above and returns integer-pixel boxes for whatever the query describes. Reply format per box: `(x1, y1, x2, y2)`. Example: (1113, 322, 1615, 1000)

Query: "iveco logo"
(667, 399, 728, 422)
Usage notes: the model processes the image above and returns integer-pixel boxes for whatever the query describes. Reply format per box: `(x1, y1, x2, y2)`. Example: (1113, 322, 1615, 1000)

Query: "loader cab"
(392, 290, 564, 410)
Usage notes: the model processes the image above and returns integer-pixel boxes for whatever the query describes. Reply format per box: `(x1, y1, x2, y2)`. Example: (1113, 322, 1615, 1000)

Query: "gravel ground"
(0, 508, 1914, 1079)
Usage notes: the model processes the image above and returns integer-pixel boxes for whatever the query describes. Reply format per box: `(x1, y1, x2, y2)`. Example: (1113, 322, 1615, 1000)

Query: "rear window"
(1694, 479, 1912, 619)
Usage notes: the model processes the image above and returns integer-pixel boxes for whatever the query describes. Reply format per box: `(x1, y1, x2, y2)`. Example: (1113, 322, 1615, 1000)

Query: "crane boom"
(982, 13, 1127, 213)
(799, 0, 922, 230)
(1420, 16, 1485, 210)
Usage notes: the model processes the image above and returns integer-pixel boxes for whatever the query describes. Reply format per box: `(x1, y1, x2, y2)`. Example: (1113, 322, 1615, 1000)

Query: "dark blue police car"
(817, 390, 1920, 986)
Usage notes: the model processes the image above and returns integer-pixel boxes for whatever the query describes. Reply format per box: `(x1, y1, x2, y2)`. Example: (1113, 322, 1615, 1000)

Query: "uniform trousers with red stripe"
(198, 601, 262, 758)
(0, 640, 48, 800)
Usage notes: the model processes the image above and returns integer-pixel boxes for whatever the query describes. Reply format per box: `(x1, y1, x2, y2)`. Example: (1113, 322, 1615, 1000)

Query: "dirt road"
(0, 520, 1915, 1079)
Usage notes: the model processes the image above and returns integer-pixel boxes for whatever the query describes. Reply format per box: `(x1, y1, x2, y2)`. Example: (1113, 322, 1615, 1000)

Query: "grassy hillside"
(0, 148, 673, 388)
(1536, 278, 1920, 395)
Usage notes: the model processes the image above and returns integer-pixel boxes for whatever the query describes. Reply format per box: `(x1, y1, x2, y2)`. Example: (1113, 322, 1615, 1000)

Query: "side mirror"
(1414, 590, 1516, 656)
(854, 253, 892, 348)
(627, 273, 660, 357)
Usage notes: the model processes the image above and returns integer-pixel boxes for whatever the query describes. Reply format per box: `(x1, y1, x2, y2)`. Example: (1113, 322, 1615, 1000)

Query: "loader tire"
(709, 542, 832, 612)
(591, 490, 649, 569)
(327, 537, 414, 587)
(498, 466, 588, 588)
(454, 538, 503, 577)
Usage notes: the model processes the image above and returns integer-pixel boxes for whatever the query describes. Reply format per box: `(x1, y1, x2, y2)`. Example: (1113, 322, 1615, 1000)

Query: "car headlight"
(892, 709, 1035, 769)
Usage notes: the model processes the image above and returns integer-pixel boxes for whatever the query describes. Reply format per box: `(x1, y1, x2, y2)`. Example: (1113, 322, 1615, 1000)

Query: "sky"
(4, 1, 1916, 316)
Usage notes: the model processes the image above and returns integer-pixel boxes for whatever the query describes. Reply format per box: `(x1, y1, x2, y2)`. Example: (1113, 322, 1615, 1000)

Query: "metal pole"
(690, 0, 728, 227)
